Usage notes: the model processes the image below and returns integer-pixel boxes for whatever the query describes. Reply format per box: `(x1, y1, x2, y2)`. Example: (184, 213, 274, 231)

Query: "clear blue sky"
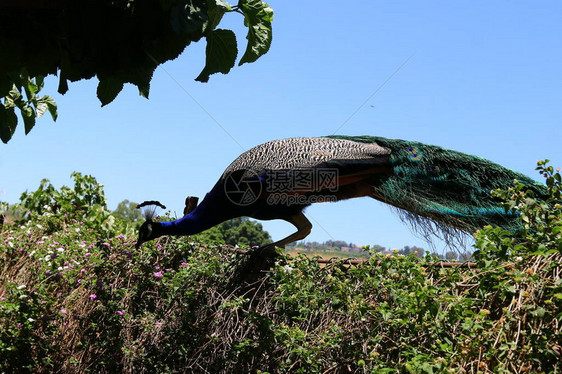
(2, 1, 561, 253)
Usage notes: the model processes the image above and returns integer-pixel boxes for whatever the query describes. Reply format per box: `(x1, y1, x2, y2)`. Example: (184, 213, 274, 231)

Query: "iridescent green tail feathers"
(327, 135, 547, 240)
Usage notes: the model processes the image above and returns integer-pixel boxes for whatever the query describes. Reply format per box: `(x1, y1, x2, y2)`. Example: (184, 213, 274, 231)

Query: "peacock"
(135, 135, 547, 253)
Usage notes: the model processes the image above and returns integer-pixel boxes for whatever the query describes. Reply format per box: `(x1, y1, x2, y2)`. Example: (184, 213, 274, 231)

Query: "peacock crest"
(136, 200, 166, 221)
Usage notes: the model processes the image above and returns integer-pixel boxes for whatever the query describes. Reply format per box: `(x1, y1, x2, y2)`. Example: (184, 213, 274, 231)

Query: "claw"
(254, 244, 279, 259)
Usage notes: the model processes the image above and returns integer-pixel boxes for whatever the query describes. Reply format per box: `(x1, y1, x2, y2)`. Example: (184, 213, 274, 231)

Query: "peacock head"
(135, 219, 161, 249)
(134, 200, 166, 249)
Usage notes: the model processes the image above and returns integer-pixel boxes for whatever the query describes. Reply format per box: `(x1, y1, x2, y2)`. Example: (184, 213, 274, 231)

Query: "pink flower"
(89, 294, 97, 300)
(116, 310, 124, 316)
(181, 262, 189, 267)
(153, 271, 164, 279)
(60, 309, 67, 315)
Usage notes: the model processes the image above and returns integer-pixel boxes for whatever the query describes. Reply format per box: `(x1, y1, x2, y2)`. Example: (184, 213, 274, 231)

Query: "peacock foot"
(251, 244, 280, 259)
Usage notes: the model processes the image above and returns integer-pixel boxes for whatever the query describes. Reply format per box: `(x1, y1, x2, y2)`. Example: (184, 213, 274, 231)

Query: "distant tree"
(396, 245, 424, 257)
(112, 200, 143, 228)
(195, 217, 272, 247)
(429, 252, 442, 259)
(445, 251, 458, 260)
(459, 251, 474, 262)
(285, 241, 303, 249)
(325, 240, 348, 249)
(399, 246, 413, 255)
(371, 245, 386, 253)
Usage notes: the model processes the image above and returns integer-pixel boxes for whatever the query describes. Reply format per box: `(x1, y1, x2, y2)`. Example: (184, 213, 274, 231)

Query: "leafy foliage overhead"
(0, 0, 273, 143)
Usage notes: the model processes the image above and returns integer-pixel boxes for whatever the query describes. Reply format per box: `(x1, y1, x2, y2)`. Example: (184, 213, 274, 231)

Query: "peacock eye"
(406, 146, 422, 161)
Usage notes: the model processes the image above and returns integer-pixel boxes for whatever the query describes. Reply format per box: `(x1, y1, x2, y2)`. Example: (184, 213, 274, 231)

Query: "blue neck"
(158, 206, 232, 236)
(157, 184, 241, 237)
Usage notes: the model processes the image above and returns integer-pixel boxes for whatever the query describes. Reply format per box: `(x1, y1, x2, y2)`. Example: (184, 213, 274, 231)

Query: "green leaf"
(238, 0, 273, 65)
(196, 29, 238, 82)
(0, 78, 12, 97)
(159, 0, 177, 10)
(58, 76, 69, 95)
(205, 0, 232, 32)
(21, 105, 36, 135)
(171, 0, 208, 36)
(58, 50, 71, 95)
(41, 96, 58, 121)
(0, 103, 18, 143)
(138, 82, 150, 99)
(35, 76, 45, 92)
(23, 79, 35, 101)
(530, 307, 546, 318)
(3, 95, 15, 108)
(35, 100, 48, 118)
(97, 77, 125, 106)
(21, 103, 34, 118)
(23, 75, 43, 100)
(8, 85, 23, 105)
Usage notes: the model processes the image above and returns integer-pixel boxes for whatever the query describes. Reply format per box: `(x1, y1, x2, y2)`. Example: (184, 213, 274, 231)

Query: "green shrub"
(1, 164, 560, 373)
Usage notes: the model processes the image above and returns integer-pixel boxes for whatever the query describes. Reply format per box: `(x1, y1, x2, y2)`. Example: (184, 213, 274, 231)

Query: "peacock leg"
(257, 212, 312, 257)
